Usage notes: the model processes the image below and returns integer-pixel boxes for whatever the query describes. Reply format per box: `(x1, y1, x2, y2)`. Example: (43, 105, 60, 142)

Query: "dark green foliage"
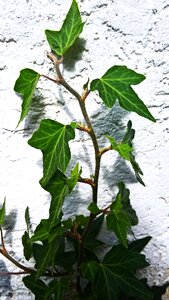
(1, 1, 166, 300)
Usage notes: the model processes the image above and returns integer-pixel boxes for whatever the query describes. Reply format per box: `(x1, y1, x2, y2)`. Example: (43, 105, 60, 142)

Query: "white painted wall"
(0, 0, 169, 298)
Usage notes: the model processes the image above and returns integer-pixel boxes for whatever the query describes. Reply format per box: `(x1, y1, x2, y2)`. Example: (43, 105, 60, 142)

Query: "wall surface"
(0, 0, 169, 299)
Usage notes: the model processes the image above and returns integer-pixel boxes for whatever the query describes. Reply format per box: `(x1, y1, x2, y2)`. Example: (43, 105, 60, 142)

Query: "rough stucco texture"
(0, 0, 169, 298)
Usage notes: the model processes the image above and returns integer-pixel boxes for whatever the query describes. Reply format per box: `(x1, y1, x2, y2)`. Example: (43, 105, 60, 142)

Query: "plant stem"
(0, 228, 35, 273)
(48, 53, 102, 291)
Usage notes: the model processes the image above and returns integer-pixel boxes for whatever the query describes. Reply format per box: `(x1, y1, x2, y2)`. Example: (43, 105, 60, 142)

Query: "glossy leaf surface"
(23, 275, 48, 300)
(106, 182, 138, 247)
(22, 231, 32, 261)
(28, 119, 75, 184)
(45, 0, 84, 56)
(0, 199, 5, 226)
(107, 136, 133, 160)
(83, 245, 152, 300)
(90, 66, 156, 122)
(41, 170, 69, 231)
(68, 163, 82, 192)
(14, 68, 40, 125)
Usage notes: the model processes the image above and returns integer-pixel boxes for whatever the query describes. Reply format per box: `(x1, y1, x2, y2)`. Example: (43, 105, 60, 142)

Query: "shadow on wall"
(63, 37, 87, 71)
(23, 92, 47, 137)
(20, 35, 139, 217)
(0, 260, 13, 298)
(0, 209, 17, 298)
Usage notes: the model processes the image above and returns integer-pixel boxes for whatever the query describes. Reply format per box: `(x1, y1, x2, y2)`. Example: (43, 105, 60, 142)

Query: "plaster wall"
(0, 0, 169, 298)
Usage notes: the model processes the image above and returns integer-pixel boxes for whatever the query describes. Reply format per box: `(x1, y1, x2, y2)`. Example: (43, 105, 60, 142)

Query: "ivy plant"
(0, 0, 168, 299)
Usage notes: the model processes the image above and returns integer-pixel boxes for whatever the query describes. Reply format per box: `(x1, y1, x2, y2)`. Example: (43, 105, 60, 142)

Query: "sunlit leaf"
(45, 0, 84, 56)
(68, 163, 82, 193)
(0, 198, 5, 226)
(28, 119, 75, 184)
(87, 203, 100, 214)
(107, 136, 133, 160)
(14, 68, 40, 125)
(90, 66, 156, 122)
(33, 239, 60, 278)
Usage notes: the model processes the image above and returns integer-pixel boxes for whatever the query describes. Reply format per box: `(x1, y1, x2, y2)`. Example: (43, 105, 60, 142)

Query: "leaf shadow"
(23, 91, 46, 137)
(63, 37, 87, 71)
(3, 209, 17, 247)
(0, 260, 13, 298)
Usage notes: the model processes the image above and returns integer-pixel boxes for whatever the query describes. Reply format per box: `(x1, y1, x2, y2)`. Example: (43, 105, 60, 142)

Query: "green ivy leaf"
(118, 182, 138, 226)
(30, 219, 50, 242)
(24, 206, 32, 234)
(129, 236, 152, 253)
(45, 0, 84, 56)
(22, 231, 32, 261)
(123, 121, 145, 186)
(106, 136, 133, 160)
(55, 251, 76, 271)
(106, 183, 138, 247)
(68, 163, 82, 193)
(107, 201, 131, 248)
(33, 239, 60, 278)
(108, 121, 145, 185)
(83, 245, 152, 300)
(85, 214, 105, 251)
(23, 275, 68, 300)
(41, 170, 69, 232)
(28, 119, 75, 184)
(14, 68, 40, 125)
(44, 279, 69, 300)
(87, 203, 100, 214)
(0, 198, 6, 226)
(90, 66, 156, 122)
(23, 275, 48, 300)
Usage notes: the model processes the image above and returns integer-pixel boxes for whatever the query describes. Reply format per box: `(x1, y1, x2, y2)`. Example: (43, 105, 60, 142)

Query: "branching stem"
(0, 227, 35, 273)
(47, 52, 103, 291)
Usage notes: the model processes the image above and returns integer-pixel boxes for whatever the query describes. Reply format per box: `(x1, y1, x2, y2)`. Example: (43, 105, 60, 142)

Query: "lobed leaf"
(33, 240, 60, 278)
(107, 136, 133, 161)
(107, 199, 131, 248)
(28, 119, 75, 184)
(106, 183, 138, 247)
(83, 245, 152, 300)
(14, 68, 40, 125)
(45, 0, 84, 56)
(23, 275, 48, 300)
(44, 279, 69, 300)
(90, 66, 156, 122)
